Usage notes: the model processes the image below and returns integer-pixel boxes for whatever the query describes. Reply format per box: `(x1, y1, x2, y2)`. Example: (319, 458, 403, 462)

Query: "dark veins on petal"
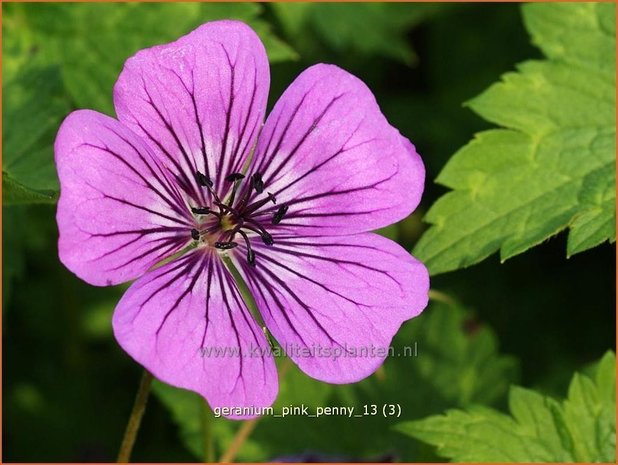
(135, 42, 262, 207)
(126, 63, 397, 269)
(186, 88, 397, 263)
(78, 129, 194, 274)
(237, 238, 406, 353)
(237, 251, 354, 351)
(130, 253, 268, 386)
(233, 90, 401, 235)
(125, 44, 285, 268)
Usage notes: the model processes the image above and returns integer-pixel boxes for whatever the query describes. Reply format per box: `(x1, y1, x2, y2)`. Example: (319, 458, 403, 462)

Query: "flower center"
(189, 171, 286, 266)
(220, 215, 236, 232)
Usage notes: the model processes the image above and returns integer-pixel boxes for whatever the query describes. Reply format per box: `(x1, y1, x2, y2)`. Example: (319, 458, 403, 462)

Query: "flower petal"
(114, 20, 270, 201)
(243, 64, 425, 235)
(55, 110, 193, 286)
(113, 251, 278, 418)
(235, 233, 429, 383)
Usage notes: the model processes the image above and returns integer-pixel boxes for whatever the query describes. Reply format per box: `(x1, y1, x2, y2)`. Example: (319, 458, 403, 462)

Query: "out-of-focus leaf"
(395, 352, 616, 462)
(81, 300, 116, 340)
(153, 297, 518, 461)
(1, 2, 296, 204)
(2, 4, 38, 77)
(376, 224, 399, 241)
(194, 3, 298, 63)
(414, 3, 616, 274)
(273, 3, 446, 64)
(248, 20, 298, 64)
(3, 173, 57, 205)
(9, 3, 295, 114)
(2, 62, 70, 203)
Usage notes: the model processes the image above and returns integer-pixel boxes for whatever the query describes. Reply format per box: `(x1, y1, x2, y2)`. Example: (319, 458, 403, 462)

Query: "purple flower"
(55, 21, 429, 418)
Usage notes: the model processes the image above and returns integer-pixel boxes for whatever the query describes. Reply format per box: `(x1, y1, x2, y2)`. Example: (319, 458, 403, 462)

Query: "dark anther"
(247, 248, 256, 267)
(196, 171, 213, 187)
(261, 231, 274, 245)
(226, 173, 246, 206)
(251, 173, 264, 194)
(237, 230, 256, 266)
(214, 241, 238, 250)
(191, 207, 211, 215)
(190, 166, 279, 265)
(272, 204, 289, 225)
(225, 172, 245, 182)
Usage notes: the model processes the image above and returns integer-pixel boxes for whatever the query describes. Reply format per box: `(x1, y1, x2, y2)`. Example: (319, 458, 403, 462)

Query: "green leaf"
(3, 173, 57, 205)
(561, 352, 617, 462)
(153, 298, 518, 461)
(194, 3, 298, 64)
(2, 4, 38, 78)
(273, 3, 446, 65)
(2, 60, 70, 204)
(1, 3, 296, 204)
(9, 3, 295, 114)
(396, 351, 616, 462)
(568, 167, 616, 256)
(152, 362, 334, 462)
(414, 3, 616, 275)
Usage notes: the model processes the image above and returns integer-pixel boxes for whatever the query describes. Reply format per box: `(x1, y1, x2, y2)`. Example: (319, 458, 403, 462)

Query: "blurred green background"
(3, 2, 614, 462)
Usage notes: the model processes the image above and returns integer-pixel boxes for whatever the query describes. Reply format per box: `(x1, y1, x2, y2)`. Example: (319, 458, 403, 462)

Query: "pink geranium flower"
(55, 20, 429, 418)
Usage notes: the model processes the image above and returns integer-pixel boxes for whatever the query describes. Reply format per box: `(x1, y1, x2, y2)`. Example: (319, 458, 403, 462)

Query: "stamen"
(251, 173, 264, 194)
(237, 230, 256, 267)
(191, 207, 211, 215)
(243, 192, 277, 216)
(214, 201, 239, 217)
(195, 171, 213, 188)
(192, 168, 278, 266)
(226, 173, 245, 207)
(234, 172, 265, 212)
(261, 231, 274, 245)
(272, 204, 289, 225)
(195, 171, 225, 207)
(225, 172, 245, 182)
(243, 221, 274, 245)
(214, 241, 238, 250)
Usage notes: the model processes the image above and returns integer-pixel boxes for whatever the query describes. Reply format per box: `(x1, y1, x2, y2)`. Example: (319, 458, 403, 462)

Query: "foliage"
(272, 3, 447, 65)
(3, 62, 69, 204)
(3, 3, 614, 462)
(2, 3, 294, 203)
(396, 352, 616, 462)
(153, 300, 518, 461)
(414, 3, 616, 274)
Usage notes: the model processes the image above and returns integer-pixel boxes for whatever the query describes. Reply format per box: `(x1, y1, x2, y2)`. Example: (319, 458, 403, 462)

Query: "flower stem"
(428, 289, 457, 306)
(202, 400, 215, 462)
(219, 419, 260, 463)
(117, 370, 153, 463)
(219, 359, 293, 463)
